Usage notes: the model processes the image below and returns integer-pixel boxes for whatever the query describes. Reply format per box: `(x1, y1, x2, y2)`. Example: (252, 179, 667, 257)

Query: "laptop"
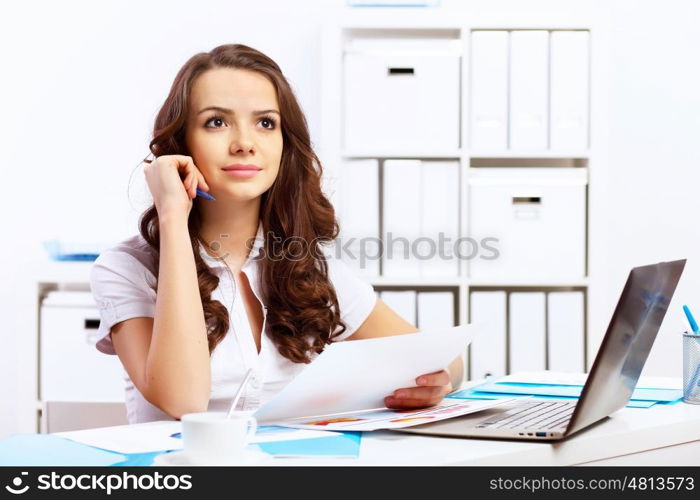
(394, 259, 686, 442)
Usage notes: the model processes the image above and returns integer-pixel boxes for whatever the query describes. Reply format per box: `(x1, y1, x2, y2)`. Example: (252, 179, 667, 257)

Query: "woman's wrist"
(447, 356, 465, 392)
(158, 211, 189, 230)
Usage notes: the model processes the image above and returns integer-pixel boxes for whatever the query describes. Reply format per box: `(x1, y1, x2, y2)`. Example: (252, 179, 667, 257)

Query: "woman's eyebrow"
(197, 106, 280, 116)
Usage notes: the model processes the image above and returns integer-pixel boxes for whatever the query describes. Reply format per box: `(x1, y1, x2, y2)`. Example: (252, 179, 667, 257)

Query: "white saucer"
(152, 447, 271, 466)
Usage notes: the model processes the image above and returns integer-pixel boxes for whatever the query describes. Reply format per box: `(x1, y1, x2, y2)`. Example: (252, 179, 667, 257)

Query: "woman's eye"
(205, 116, 225, 128)
(260, 117, 277, 130)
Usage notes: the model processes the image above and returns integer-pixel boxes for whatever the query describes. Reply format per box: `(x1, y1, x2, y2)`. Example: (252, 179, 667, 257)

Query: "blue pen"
(683, 305, 699, 334)
(196, 188, 216, 201)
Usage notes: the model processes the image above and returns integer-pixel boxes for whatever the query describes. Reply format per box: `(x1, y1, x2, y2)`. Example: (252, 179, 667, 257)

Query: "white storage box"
(40, 291, 125, 401)
(343, 38, 461, 152)
(468, 168, 587, 281)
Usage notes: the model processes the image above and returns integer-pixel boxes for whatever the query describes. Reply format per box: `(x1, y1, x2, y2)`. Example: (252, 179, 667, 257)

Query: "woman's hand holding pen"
(144, 154, 211, 220)
(384, 369, 453, 409)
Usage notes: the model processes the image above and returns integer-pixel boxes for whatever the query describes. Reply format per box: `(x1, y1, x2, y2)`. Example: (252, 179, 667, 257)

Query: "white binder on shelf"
(339, 159, 380, 277)
(379, 290, 417, 326)
(383, 160, 422, 277)
(509, 292, 546, 373)
(547, 291, 585, 372)
(550, 30, 590, 151)
(416, 291, 455, 329)
(509, 30, 549, 150)
(417, 290, 461, 380)
(469, 291, 507, 380)
(470, 30, 509, 151)
(420, 161, 459, 278)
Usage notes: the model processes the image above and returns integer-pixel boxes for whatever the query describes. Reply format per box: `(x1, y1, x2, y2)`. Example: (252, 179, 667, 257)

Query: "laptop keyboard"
(476, 401, 576, 431)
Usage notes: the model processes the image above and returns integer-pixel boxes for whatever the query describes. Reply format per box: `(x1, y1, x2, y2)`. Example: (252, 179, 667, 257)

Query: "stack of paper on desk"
(447, 371, 683, 409)
(254, 326, 517, 429)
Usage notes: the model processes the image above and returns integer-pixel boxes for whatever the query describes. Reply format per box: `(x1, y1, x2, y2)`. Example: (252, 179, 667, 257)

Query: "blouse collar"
(198, 221, 264, 270)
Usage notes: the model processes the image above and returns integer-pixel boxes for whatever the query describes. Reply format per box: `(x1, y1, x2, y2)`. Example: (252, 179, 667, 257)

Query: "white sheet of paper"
(55, 421, 183, 454)
(254, 325, 475, 423)
(54, 421, 339, 454)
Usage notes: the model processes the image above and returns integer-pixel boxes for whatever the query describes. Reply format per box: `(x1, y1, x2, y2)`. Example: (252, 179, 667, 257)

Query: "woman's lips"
(222, 168, 261, 179)
(222, 164, 260, 170)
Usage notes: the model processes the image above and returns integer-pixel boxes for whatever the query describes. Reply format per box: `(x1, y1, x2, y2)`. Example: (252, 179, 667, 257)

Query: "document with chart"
(254, 326, 518, 429)
(273, 398, 518, 431)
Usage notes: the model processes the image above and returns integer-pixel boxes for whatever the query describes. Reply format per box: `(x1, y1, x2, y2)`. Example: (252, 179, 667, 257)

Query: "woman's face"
(185, 67, 283, 201)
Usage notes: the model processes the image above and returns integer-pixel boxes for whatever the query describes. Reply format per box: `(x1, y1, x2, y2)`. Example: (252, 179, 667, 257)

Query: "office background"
(1, 0, 699, 438)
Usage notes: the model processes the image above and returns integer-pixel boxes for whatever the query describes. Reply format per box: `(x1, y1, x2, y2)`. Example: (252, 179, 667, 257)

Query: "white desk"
(264, 400, 700, 466)
(53, 397, 700, 466)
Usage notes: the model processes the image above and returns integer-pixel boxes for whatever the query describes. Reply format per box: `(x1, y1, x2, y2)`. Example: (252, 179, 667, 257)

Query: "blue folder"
(0, 431, 362, 467)
(0, 434, 126, 466)
(257, 432, 361, 458)
(447, 380, 683, 409)
(473, 381, 683, 402)
(168, 425, 362, 460)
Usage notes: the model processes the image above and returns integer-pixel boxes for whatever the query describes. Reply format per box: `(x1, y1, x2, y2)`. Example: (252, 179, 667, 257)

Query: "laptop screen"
(565, 259, 686, 437)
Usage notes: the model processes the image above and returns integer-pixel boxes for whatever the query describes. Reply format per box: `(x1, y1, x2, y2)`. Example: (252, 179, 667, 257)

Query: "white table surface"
(264, 399, 700, 466)
(53, 376, 700, 466)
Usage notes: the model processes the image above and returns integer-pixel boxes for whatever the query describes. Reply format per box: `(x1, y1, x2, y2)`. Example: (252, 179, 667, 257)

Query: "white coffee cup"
(181, 411, 257, 465)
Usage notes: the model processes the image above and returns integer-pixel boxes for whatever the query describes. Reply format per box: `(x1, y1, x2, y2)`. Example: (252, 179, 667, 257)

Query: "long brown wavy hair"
(138, 43, 347, 363)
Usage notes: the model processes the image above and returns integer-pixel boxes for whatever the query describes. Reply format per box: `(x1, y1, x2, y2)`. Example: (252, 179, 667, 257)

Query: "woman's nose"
(229, 128, 255, 155)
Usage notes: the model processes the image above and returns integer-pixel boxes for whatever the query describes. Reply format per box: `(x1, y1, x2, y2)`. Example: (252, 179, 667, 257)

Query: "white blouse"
(89, 221, 377, 424)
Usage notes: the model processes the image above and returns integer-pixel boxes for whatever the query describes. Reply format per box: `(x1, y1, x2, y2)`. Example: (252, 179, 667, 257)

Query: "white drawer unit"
(40, 291, 125, 402)
(468, 168, 587, 281)
(343, 37, 461, 152)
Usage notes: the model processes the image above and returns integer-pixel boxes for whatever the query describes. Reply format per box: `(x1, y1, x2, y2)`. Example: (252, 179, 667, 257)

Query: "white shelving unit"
(320, 11, 609, 382)
(32, 262, 129, 432)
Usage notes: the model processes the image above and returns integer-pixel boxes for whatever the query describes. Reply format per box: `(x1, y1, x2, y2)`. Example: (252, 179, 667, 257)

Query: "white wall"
(1, 0, 699, 437)
(606, 0, 700, 377)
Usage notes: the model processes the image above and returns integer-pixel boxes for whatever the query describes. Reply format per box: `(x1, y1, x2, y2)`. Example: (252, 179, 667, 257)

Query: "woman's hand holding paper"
(384, 369, 453, 409)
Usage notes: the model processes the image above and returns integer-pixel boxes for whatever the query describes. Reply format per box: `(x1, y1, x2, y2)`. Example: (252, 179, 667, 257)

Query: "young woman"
(90, 43, 463, 423)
